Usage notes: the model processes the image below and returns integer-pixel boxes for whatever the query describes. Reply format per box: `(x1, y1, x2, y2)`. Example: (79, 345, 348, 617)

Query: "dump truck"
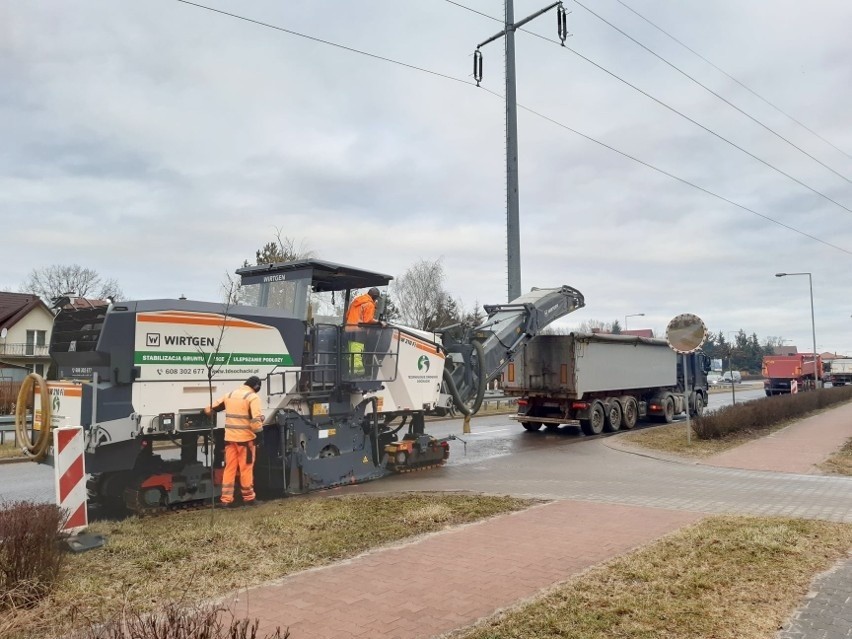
(762, 354, 822, 395)
(828, 358, 852, 386)
(504, 332, 710, 434)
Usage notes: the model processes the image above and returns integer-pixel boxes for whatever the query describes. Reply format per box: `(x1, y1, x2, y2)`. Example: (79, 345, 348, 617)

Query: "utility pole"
(474, 1, 568, 302)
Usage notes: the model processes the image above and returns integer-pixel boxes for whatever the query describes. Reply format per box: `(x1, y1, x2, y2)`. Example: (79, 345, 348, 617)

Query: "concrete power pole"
(474, 1, 568, 302)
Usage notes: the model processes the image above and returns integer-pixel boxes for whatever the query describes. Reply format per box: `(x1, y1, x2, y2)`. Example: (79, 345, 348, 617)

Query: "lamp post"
(775, 272, 820, 389)
(624, 313, 644, 331)
(726, 331, 737, 405)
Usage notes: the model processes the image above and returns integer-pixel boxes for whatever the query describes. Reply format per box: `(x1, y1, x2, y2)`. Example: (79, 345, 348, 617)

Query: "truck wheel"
(604, 401, 622, 432)
(692, 394, 704, 417)
(620, 397, 639, 430)
(580, 401, 605, 436)
(765, 390, 772, 397)
(522, 422, 543, 431)
(663, 396, 675, 423)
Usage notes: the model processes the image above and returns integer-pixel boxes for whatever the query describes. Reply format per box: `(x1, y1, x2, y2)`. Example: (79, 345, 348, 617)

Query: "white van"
(721, 371, 742, 384)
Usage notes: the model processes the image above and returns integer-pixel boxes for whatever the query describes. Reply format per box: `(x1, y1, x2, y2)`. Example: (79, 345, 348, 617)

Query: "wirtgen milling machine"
(32, 259, 584, 513)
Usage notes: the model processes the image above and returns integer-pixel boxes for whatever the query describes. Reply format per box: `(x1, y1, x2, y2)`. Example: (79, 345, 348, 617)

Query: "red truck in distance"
(762, 354, 823, 396)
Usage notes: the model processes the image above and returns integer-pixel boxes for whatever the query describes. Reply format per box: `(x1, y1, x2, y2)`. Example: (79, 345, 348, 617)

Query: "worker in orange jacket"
(205, 376, 265, 507)
(345, 287, 380, 324)
(345, 288, 381, 374)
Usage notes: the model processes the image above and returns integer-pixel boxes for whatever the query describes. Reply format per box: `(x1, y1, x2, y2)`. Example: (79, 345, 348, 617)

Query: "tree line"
(565, 319, 786, 374)
(9, 234, 790, 373)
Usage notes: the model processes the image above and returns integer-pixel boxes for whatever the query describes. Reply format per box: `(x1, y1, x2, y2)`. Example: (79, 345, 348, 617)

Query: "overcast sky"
(3, 1, 852, 354)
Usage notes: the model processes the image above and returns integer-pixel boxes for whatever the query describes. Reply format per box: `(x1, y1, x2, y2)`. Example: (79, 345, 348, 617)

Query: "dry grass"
(620, 421, 791, 458)
(8, 493, 531, 639)
(452, 516, 852, 639)
(818, 437, 852, 476)
(0, 442, 24, 460)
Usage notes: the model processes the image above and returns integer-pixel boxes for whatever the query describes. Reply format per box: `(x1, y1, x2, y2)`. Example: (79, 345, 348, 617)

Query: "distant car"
(707, 372, 723, 385)
(721, 371, 742, 384)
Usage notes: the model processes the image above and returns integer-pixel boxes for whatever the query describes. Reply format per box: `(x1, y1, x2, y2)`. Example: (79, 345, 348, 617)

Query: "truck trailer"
(504, 332, 710, 435)
(762, 354, 822, 395)
(828, 358, 852, 386)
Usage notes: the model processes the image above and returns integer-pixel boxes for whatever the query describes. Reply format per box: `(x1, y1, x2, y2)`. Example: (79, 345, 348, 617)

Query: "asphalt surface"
(0, 383, 768, 505)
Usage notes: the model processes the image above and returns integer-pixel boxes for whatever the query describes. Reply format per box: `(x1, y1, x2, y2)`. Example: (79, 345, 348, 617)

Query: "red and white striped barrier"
(53, 426, 88, 534)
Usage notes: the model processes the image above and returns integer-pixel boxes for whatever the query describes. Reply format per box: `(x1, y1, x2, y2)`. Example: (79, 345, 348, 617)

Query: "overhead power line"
(172, 0, 469, 87)
(613, 0, 852, 164)
(573, 0, 852, 185)
(173, 0, 852, 256)
(445, 0, 852, 217)
(496, 89, 852, 256)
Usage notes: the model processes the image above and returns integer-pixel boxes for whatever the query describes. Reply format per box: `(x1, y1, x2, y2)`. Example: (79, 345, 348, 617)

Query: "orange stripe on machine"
(47, 383, 83, 398)
(393, 333, 446, 358)
(137, 312, 269, 330)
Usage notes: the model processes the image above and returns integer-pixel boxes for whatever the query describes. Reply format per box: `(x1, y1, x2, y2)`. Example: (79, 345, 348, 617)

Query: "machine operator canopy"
(236, 259, 393, 322)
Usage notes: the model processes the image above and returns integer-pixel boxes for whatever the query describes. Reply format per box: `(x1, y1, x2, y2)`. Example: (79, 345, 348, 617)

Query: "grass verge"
(7, 493, 532, 639)
(0, 442, 23, 460)
(451, 516, 852, 639)
(818, 437, 852, 476)
(619, 421, 791, 458)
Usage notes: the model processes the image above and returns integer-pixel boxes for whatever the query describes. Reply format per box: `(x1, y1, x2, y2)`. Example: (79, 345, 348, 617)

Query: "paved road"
(0, 383, 798, 507)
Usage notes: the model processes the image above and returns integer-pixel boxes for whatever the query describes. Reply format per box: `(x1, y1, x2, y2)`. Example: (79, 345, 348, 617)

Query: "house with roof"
(0, 292, 55, 378)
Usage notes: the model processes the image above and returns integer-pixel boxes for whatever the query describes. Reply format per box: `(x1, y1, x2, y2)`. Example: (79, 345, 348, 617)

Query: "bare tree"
(244, 229, 314, 267)
(21, 264, 123, 303)
(576, 319, 613, 334)
(392, 259, 450, 330)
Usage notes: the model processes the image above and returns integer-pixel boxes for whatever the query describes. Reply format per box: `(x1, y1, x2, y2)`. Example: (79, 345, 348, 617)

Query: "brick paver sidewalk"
(705, 401, 852, 474)
(222, 500, 701, 639)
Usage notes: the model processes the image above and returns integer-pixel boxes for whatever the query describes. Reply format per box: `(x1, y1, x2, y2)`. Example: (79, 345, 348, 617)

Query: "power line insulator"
(473, 49, 483, 86)
(557, 4, 569, 45)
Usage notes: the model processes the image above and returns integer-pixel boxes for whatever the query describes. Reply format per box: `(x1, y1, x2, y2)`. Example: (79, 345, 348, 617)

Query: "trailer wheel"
(620, 397, 639, 430)
(522, 422, 543, 431)
(662, 396, 675, 423)
(604, 401, 622, 432)
(580, 401, 605, 436)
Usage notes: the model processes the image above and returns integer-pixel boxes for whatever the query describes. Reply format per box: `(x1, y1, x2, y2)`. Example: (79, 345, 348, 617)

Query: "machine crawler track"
(392, 461, 446, 474)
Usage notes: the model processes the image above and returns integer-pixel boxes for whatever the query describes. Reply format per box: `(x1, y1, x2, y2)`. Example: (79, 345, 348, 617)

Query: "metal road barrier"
(0, 414, 24, 446)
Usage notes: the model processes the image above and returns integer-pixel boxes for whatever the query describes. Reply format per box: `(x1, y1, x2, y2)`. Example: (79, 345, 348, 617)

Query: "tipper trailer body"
(762, 354, 822, 395)
(504, 333, 709, 435)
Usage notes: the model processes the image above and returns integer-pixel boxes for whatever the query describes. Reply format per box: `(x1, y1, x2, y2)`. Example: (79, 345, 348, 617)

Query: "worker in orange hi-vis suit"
(345, 287, 381, 373)
(345, 287, 380, 324)
(205, 376, 265, 507)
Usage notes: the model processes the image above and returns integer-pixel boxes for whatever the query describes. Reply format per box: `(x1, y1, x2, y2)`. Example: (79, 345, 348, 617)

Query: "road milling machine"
(26, 259, 584, 513)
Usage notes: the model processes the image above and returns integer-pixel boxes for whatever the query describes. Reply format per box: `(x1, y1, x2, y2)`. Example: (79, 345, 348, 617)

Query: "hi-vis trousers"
(221, 440, 256, 504)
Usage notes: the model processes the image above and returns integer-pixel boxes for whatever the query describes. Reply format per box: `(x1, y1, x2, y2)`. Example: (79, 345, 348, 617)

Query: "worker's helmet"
(245, 376, 262, 392)
(367, 287, 380, 300)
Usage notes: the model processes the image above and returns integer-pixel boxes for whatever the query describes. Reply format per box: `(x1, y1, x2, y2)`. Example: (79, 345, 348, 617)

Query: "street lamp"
(775, 272, 820, 389)
(624, 313, 644, 331)
(725, 331, 738, 405)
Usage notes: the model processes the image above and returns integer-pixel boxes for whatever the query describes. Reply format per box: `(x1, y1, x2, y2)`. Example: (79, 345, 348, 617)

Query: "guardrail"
(0, 414, 28, 447)
(482, 395, 518, 409)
